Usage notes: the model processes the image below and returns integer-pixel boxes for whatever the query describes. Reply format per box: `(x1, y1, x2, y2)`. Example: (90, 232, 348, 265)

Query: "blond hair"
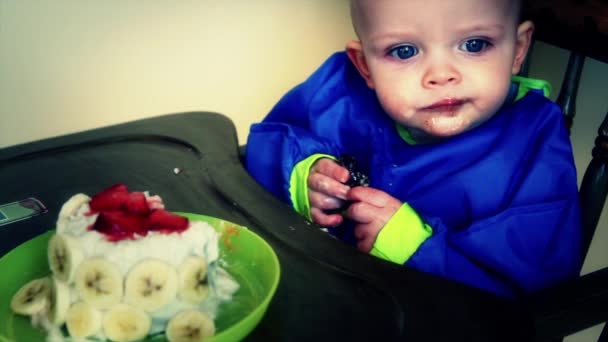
(349, 0, 524, 38)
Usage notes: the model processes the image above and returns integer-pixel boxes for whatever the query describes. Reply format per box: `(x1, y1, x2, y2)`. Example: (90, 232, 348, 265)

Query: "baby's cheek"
(475, 78, 512, 114)
(378, 97, 416, 125)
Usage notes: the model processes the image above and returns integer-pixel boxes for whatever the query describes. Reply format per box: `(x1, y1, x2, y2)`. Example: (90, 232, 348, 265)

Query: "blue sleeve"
(406, 106, 583, 297)
(245, 121, 340, 204)
(245, 54, 348, 203)
(410, 197, 581, 297)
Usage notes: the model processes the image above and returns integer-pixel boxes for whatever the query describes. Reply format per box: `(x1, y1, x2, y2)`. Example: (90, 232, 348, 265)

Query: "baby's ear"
(512, 20, 535, 74)
(345, 40, 375, 89)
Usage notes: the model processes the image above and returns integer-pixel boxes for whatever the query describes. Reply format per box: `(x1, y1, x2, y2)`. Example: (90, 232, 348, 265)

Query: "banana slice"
(10, 277, 51, 315)
(74, 258, 123, 309)
(124, 259, 178, 312)
(178, 256, 210, 304)
(47, 277, 71, 325)
(48, 233, 84, 283)
(56, 193, 91, 231)
(102, 303, 151, 342)
(66, 301, 102, 338)
(166, 309, 215, 342)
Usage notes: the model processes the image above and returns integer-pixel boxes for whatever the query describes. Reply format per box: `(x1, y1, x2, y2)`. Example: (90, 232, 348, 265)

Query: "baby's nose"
(422, 65, 461, 87)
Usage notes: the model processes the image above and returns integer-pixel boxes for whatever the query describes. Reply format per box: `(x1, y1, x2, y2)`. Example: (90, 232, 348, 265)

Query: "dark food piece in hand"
(339, 155, 370, 188)
(323, 155, 370, 217)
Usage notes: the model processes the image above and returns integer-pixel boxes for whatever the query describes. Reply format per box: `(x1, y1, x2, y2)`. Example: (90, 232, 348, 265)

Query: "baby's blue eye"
(460, 39, 491, 53)
(388, 45, 418, 60)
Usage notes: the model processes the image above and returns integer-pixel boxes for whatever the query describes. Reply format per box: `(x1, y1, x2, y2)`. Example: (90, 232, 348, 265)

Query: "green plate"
(0, 213, 280, 342)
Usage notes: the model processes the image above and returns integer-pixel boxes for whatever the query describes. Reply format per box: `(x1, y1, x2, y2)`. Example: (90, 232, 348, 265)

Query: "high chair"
(522, 1, 608, 341)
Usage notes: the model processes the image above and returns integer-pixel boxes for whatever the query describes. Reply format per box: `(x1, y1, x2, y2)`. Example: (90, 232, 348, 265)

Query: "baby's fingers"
(310, 207, 344, 227)
(347, 187, 401, 212)
(311, 158, 350, 184)
(353, 223, 378, 253)
(309, 190, 345, 211)
(308, 172, 349, 200)
(357, 235, 375, 253)
(345, 201, 377, 224)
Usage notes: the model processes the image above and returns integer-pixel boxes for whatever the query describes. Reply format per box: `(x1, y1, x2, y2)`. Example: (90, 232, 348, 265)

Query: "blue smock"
(246, 51, 582, 297)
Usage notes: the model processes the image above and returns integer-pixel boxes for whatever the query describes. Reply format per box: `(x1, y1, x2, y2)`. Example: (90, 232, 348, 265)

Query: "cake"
(10, 184, 239, 342)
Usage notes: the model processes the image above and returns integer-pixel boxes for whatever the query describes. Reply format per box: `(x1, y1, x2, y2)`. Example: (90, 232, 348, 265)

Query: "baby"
(246, 0, 582, 297)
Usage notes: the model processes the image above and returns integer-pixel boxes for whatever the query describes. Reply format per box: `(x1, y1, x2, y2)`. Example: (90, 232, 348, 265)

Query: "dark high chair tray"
(0, 112, 534, 341)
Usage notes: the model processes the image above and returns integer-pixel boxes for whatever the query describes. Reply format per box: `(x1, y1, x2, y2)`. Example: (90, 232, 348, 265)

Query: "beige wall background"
(1, 1, 608, 340)
(0, 0, 354, 148)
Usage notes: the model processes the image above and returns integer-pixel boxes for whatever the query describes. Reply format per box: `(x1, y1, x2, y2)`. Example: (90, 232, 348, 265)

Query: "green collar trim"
(394, 75, 552, 145)
(396, 124, 417, 145)
(510, 75, 552, 100)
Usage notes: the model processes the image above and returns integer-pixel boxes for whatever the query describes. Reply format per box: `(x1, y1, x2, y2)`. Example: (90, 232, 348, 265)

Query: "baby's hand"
(345, 187, 402, 253)
(308, 158, 351, 227)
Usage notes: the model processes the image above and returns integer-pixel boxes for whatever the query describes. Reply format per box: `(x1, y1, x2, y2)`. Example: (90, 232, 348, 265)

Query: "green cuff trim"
(370, 203, 433, 264)
(289, 154, 337, 220)
(511, 75, 552, 101)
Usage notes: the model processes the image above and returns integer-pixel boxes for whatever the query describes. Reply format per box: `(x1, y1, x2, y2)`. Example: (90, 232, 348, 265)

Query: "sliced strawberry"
(93, 210, 147, 240)
(89, 184, 130, 211)
(145, 209, 189, 232)
(88, 184, 184, 241)
(124, 192, 150, 216)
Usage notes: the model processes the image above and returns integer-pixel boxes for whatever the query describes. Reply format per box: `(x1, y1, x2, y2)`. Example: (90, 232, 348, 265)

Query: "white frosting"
(58, 203, 219, 276)
(52, 194, 239, 339)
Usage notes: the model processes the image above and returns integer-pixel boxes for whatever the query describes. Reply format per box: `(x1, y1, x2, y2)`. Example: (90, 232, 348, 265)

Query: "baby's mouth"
(421, 98, 466, 115)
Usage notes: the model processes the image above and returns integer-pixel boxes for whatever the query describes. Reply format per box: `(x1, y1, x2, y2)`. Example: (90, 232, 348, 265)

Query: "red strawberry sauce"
(87, 184, 189, 242)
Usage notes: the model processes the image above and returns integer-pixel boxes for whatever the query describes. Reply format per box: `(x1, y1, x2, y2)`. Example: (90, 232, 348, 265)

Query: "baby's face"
(349, 0, 530, 141)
